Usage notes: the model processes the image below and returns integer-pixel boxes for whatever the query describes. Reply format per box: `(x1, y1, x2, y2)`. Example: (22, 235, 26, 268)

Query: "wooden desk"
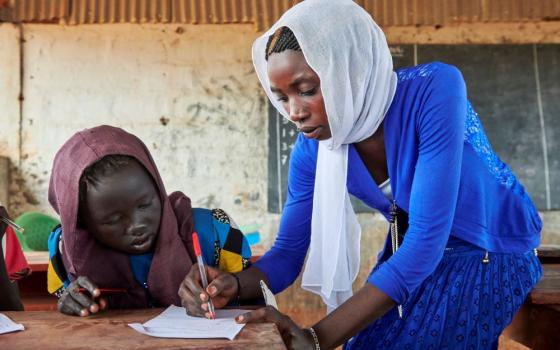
(2, 309, 286, 350)
(24, 251, 49, 272)
(536, 245, 560, 264)
(530, 263, 560, 305)
(19, 251, 57, 311)
(503, 263, 560, 349)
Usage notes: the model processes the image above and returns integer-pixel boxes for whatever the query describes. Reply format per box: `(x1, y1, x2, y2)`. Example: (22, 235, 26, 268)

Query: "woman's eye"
(299, 87, 316, 96)
(277, 96, 288, 102)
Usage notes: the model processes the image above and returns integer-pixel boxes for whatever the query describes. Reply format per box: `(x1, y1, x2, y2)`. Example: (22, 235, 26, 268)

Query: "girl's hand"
(178, 263, 238, 318)
(236, 306, 316, 350)
(57, 276, 107, 317)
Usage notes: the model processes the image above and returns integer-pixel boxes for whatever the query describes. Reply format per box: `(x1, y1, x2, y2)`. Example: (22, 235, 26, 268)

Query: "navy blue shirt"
(254, 62, 541, 304)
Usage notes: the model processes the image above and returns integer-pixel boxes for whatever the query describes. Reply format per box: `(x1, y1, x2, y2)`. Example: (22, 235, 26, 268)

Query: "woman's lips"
(301, 126, 322, 139)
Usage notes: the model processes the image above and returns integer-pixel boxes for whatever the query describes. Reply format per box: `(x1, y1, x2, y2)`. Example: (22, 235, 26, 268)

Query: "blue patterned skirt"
(344, 237, 542, 350)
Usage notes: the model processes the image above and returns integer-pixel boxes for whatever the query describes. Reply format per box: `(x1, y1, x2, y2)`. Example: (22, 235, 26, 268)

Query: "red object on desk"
(2, 226, 31, 280)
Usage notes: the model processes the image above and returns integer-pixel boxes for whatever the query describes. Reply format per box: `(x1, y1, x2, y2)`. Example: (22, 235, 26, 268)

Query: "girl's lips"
(131, 234, 154, 248)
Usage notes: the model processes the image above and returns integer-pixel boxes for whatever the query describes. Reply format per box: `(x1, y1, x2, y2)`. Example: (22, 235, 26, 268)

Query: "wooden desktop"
(3, 308, 286, 349)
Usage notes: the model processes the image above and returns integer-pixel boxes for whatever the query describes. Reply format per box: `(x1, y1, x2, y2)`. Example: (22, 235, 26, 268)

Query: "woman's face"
(82, 160, 162, 254)
(267, 50, 331, 140)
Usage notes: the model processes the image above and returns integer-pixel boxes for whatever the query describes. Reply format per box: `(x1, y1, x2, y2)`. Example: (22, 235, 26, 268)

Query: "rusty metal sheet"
(2, 0, 558, 28)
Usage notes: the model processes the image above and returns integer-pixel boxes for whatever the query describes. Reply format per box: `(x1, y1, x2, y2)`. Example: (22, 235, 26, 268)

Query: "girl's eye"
(103, 216, 121, 226)
(277, 96, 288, 102)
(138, 200, 152, 210)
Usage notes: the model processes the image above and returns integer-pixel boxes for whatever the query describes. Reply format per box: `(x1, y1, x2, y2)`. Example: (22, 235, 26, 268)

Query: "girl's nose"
(127, 221, 147, 236)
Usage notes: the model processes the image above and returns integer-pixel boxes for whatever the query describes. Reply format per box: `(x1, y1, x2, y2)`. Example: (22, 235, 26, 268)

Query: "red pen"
(76, 288, 127, 294)
(192, 232, 216, 319)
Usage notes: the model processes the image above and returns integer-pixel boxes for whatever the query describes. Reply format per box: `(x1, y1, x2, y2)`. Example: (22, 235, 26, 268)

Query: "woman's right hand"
(57, 276, 107, 317)
(178, 264, 238, 318)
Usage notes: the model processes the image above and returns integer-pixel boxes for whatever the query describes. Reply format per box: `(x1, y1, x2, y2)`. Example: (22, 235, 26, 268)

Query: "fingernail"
(200, 293, 207, 301)
(236, 316, 243, 322)
(90, 304, 99, 313)
(93, 288, 100, 297)
(208, 286, 216, 295)
(80, 309, 89, 317)
(201, 303, 208, 311)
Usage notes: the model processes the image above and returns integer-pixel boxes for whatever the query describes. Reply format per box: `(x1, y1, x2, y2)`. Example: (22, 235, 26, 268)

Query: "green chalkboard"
(268, 44, 559, 213)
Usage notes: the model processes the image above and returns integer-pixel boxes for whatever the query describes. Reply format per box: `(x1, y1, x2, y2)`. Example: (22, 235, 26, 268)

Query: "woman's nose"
(288, 98, 307, 123)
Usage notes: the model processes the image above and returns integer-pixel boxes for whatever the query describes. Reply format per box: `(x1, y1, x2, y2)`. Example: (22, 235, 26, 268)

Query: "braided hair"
(265, 26, 301, 60)
(78, 155, 136, 224)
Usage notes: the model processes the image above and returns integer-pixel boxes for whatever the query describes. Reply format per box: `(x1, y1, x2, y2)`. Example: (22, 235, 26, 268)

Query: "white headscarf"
(252, 0, 397, 311)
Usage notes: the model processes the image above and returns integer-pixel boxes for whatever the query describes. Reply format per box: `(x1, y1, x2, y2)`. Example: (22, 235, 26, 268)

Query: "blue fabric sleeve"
(47, 226, 71, 288)
(253, 134, 317, 293)
(47, 226, 62, 260)
(369, 65, 468, 304)
(192, 208, 217, 266)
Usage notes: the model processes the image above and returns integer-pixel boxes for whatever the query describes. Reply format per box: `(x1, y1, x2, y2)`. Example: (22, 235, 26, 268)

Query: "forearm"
(313, 283, 394, 349)
(0, 246, 23, 311)
(236, 266, 270, 300)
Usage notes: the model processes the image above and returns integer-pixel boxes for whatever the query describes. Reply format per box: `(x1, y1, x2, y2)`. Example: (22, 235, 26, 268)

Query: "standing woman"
(179, 0, 542, 349)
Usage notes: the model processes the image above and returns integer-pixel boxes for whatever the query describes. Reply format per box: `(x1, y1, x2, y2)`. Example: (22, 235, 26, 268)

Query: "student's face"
(82, 161, 162, 254)
(267, 50, 331, 140)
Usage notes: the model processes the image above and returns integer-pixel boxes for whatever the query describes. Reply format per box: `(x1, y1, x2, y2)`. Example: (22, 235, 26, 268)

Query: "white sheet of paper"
(0, 313, 24, 335)
(128, 305, 246, 340)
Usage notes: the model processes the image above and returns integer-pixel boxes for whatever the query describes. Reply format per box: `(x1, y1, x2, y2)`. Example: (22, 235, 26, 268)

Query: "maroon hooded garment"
(48, 125, 196, 308)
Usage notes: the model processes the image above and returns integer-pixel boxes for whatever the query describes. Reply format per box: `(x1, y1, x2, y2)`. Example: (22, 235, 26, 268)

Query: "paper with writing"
(128, 305, 246, 340)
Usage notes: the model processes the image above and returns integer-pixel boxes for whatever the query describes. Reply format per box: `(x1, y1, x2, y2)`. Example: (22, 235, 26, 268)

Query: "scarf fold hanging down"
(252, 0, 397, 311)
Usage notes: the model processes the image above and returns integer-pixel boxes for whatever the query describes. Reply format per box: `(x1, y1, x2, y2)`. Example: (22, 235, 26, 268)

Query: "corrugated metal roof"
(7, 0, 67, 23)
(356, 0, 560, 26)
(69, 0, 171, 24)
(256, 0, 560, 29)
(169, 0, 255, 25)
(1, 0, 559, 29)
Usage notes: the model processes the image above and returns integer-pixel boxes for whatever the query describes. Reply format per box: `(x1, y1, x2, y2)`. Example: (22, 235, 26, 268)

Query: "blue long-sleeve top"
(254, 62, 542, 305)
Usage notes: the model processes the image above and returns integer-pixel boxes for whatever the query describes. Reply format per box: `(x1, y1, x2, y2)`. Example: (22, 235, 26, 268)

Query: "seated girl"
(47, 125, 251, 316)
(0, 205, 29, 311)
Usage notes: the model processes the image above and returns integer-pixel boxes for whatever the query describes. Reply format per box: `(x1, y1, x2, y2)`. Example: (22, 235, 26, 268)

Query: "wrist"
(305, 327, 321, 350)
(230, 273, 241, 305)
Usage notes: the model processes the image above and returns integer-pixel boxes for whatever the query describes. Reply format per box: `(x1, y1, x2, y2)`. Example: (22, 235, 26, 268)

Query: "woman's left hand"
(236, 306, 316, 350)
